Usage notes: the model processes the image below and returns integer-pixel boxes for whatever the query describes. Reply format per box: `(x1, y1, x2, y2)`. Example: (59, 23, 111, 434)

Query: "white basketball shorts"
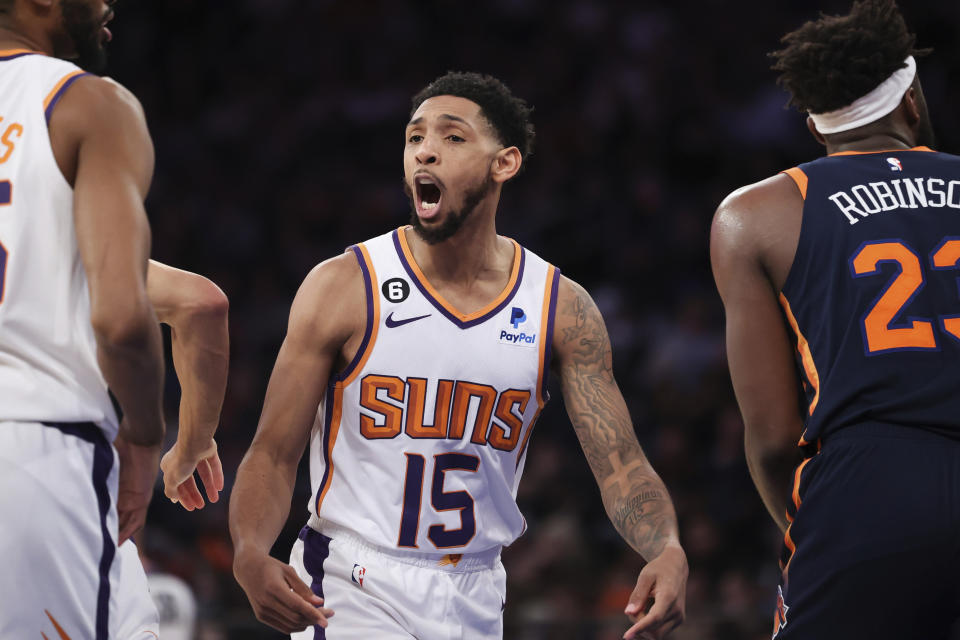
(0, 420, 120, 639)
(114, 540, 160, 640)
(289, 518, 507, 640)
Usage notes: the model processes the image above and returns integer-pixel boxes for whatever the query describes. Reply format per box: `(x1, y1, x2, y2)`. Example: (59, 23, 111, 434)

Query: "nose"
(415, 137, 438, 165)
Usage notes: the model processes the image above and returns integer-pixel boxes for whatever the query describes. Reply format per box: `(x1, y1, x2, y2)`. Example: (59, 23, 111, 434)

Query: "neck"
(824, 130, 917, 156)
(0, 22, 53, 56)
(406, 203, 508, 285)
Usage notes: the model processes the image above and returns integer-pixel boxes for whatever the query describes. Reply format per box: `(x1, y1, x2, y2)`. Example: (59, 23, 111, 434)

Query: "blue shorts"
(775, 423, 960, 639)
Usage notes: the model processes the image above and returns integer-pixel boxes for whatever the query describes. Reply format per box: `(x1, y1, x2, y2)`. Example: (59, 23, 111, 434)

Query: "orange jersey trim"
(0, 48, 41, 57)
(341, 243, 380, 387)
(396, 226, 522, 323)
(42, 70, 86, 112)
(778, 293, 820, 418)
(781, 167, 808, 200)
(828, 145, 934, 157)
(315, 383, 345, 512)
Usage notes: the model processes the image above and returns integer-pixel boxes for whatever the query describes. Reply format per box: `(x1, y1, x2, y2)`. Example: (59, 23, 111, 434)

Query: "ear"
(900, 86, 921, 127)
(806, 116, 827, 147)
(490, 146, 521, 184)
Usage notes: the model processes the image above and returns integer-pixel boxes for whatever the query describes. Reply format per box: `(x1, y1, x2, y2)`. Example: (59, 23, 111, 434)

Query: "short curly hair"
(770, 0, 930, 114)
(411, 71, 535, 161)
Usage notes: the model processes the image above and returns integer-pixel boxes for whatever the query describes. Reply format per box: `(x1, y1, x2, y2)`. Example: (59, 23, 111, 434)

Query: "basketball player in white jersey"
(230, 72, 688, 639)
(0, 1, 224, 637)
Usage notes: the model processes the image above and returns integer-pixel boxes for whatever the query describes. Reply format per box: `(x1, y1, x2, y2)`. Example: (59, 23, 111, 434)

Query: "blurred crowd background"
(108, 1, 960, 638)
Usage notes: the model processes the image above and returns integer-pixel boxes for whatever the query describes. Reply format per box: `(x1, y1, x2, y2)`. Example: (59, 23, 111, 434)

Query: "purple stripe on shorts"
(42, 421, 115, 640)
(299, 526, 332, 640)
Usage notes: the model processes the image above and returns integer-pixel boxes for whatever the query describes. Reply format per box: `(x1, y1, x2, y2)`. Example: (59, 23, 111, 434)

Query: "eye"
(447, 134, 465, 143)
(408, 134, 423, 143)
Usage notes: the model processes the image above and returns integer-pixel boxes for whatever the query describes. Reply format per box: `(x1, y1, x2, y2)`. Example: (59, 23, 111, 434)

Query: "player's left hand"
(160, 438, 224, 511)
(115, 432, 163, 544)
(623, 542, 688, 639)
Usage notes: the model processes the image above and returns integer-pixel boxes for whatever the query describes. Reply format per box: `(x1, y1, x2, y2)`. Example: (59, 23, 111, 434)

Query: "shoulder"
(551, 274, 610, 364)
(711, 172, 803, 259)
(50, 74, 147, 135)
(288, 250, 365, 339)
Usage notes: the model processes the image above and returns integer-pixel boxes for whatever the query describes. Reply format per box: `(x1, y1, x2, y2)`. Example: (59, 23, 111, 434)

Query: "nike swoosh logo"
(385, 312, 431, 328)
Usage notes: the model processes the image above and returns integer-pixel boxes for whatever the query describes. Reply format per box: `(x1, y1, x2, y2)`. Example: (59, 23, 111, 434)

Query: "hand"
(160, 438, 224, 510)
(234, 549, 334, 633)
(623, 543, 688, 639)
(115, 432, 162, 544)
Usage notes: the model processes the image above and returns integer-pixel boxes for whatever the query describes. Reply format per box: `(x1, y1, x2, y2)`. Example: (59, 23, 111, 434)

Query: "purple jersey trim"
(335, 245, 375, 383)
(391, 228, 526, 329)
(42, 421, 114, 640)
(541, 267, 561, 399)
(0, 51, 37, 62)
(299, 526, 332, 640)
(314, 383, 336, 516)
(43, 71, 91, 126)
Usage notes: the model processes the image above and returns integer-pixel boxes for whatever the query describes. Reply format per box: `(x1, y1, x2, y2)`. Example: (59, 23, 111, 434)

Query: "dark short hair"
(771, 0, 930, 114)
(411, 71, 535, 161)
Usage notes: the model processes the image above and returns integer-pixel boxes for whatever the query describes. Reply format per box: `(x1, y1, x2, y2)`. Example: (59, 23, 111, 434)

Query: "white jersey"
(0, 50, 118, 436)
(307, 227, 560, 555)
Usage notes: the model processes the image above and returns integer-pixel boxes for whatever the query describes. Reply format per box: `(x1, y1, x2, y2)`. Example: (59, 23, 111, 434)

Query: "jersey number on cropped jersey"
(850, 238, 960, 353)
(398, 452, 479, 549)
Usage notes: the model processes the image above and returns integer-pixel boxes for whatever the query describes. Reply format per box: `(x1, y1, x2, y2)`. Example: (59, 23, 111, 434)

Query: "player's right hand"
(234, 550, 334, 633)
(115, 431, 163, 544)
(160, 437, 224, 510)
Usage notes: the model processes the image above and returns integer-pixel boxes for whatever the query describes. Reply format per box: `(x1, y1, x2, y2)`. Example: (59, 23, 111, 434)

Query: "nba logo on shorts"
(887, 157, 903, 171)
(510, 307, 526, 328)
(351, 563, 366, 587)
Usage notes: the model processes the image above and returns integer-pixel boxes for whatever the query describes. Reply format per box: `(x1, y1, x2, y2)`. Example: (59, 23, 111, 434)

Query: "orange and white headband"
(809, 56, 916, 134)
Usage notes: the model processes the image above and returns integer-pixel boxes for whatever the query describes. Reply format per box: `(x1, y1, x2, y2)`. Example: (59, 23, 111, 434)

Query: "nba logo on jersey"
(887, 157, 903, 171)
(351, 563, 366, 587)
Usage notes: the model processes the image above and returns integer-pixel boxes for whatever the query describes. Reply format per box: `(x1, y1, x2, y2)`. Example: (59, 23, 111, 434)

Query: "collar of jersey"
(0, 49, 42, 61)
(828, 145, 934, 157)
(392, 226, 525, 330)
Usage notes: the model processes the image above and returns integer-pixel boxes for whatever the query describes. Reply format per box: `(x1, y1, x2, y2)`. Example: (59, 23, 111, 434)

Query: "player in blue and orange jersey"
(230, 72, 688, 639)
(712, 1, 960, 637)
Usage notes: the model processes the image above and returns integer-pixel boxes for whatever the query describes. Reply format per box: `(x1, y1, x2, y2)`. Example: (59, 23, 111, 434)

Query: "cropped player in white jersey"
(230, 72, 689, 639)
(0, 1, 227, 637)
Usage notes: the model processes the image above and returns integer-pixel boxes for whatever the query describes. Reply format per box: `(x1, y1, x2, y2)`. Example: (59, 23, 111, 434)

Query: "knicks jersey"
(781, 147, 960, 444)
(307, 227, 560, 554)
(0, 51, 118, 436)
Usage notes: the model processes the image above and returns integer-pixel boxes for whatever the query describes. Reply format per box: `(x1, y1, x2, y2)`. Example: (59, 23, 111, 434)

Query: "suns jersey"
(307, 227, 560, 554)
(0, 51, 118, 436)
(780, 147, 960, 445)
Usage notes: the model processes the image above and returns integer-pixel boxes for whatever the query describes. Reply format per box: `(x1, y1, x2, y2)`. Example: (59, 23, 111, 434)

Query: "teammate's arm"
(553, 276, 687, 640)
(54, 76, 165, 541)
(229, 253, 362, 633)
(710, 178, 807, 533)
(147, 260, 229, 511)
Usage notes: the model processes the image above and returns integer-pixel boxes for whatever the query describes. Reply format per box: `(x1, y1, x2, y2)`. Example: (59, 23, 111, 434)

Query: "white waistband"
(307, 515, 501, 572)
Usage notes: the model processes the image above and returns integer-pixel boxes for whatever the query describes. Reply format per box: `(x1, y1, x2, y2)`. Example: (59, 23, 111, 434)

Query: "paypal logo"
(510, 307, 526, 329)
(500, 330, 536, 345)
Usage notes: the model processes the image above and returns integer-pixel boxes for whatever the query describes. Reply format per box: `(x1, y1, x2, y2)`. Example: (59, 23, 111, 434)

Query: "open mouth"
(101, 10, 114, 43)
(415, 174, 443, 218)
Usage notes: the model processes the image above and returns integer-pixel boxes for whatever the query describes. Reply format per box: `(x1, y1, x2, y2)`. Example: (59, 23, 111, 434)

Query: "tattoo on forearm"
(556, 282, 678, 561)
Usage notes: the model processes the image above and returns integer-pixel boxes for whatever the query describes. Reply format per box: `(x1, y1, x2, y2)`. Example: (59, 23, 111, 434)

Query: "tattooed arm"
(553, 276, 687, 639)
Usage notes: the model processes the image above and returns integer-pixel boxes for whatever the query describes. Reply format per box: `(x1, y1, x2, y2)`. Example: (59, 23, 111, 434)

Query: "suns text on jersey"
(358, 374, 531, 452)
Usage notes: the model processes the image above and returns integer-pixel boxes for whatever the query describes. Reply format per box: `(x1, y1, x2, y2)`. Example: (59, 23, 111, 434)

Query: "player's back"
(0, 50, 117, 434)
(781, 147, 960, 444)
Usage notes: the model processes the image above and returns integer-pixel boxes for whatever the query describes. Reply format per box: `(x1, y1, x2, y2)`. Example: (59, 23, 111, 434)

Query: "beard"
(61, 0, 108, 73)
(405, 173, 494, 245)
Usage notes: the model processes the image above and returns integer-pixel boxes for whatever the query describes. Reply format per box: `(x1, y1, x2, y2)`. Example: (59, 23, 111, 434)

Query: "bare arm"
(229, 252, 362, 633)
(56, 76, 165, 446)
(148, 260, 229, 509)
(710, 176, 807, 533)
(553, 276, 686, 638)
